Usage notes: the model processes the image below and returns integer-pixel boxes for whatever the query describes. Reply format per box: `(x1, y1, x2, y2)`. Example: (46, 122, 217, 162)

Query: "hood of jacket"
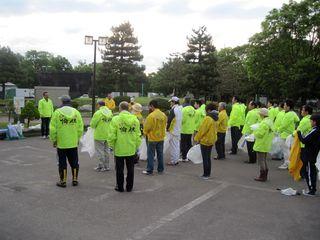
(57, 106, 76, 119)
(119, 111, 136, 126)
(207, 110, 219, 121)
(100, 106, 112, 117)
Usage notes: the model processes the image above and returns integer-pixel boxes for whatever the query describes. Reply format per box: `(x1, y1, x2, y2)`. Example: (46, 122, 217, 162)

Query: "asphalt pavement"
(0, 137, 319, 240)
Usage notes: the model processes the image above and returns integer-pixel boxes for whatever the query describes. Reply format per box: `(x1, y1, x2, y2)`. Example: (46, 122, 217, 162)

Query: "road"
(0, 137, 319, 240)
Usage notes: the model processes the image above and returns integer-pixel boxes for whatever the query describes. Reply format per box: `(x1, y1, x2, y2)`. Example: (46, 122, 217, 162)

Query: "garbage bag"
(244, 134, 255, 142)
(187, 144, 202, 164)
(225, 128, 231, 145)
(250, 123, 260, 131)
(316, 152, 320, 181)
(139, 138, 147, 160)
(14, 123, 24, 137)
(80, 127, 95, 158)
(237, 135, 247, 153)
(280, 187, 298, 196)
(7, 124, 19, 139)
(163, 136, 170, 155)
(270, 136, 282, 156)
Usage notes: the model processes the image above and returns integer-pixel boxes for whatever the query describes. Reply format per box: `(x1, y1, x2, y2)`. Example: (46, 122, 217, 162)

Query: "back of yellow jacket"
(195, 111, 218, 146)
(217, 110, 228, 133)
(143, 109, 167, 142)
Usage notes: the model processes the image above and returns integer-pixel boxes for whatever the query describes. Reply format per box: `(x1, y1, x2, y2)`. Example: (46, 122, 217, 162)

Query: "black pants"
(246, 141, 257, 163)
(41, 117, 50, 136)
(115, 155, 135, 191)
(201, 144, 213, 177)
(231, 126, 242, 154)
(215, 132, 226, 159)
(300, 148, 317, 193)
(181, 134, 192, 160)
(57, 147, 79, 181)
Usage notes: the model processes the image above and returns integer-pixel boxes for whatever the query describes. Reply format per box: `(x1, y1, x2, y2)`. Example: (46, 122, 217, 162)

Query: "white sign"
(14, 97, 25, 114)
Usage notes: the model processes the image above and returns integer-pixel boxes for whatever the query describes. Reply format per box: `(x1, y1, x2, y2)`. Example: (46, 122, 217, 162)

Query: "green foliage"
(99, 22, 146, 95)
(73, 97, 92, 106)
(73, 60, 92, 73)
(21, 100, 40, 128)
(71, 101, 79, 109)
(114, 96, 130, 106)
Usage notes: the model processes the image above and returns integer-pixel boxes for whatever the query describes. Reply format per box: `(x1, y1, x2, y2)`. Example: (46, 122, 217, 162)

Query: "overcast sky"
(0, 0, 291, 73)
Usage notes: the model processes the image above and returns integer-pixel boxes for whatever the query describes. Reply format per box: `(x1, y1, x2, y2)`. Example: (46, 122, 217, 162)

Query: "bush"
(21, 100, 40, 128)
(71, 101, 79, 109)
(153, 98, 171, 113)
(73, 97, 92, 106)
(114, 96, 131, 106)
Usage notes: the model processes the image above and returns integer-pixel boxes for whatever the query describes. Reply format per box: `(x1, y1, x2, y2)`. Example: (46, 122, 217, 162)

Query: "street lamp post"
(84, 35, 107, 116)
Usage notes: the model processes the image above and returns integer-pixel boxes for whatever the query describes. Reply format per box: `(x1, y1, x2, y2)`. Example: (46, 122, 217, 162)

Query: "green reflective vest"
(253, 117, 274, 153)
(228, 103, 243, 128)
(49, 106, 84, 149)
(194, 104, 206, 131)
(242, 108, 261, 135)
(90, 106, 113, 141)
(279, 111, 300, 139)
(38, 98, 54, 118)
(181, 105, 196, 134)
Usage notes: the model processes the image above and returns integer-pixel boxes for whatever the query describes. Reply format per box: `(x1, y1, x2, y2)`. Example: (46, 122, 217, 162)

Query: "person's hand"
(53, 142, 57, 148)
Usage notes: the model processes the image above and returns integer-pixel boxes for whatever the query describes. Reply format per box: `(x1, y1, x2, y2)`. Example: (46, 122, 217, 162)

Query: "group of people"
(37, 92, 320, 196)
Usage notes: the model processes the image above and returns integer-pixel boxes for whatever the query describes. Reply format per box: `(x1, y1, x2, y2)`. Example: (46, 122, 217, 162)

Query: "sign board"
(14, 97, 25, 114)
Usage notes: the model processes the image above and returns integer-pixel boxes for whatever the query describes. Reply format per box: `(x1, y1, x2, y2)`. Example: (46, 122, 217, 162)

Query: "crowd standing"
(41, 92, 320, 196)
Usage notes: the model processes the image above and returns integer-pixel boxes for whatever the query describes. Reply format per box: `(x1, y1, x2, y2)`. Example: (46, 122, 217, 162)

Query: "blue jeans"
(201, 144, 213, 177)
(147, 141, 164, 173)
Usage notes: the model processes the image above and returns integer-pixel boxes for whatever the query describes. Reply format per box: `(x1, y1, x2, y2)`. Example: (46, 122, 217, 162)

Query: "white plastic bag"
(270, 136, 282, 156)
(139, 138, 147, 160)
(316, 152, 320, 180)
(225, 128, 231, 145)
(250, 123, 260, 131)
(237, 135, 247, 153)
(163, 136, 170, 155)
(245, 134, 255, 142)
(187, 144, 202, 164)
(285, 135, 294, 148)
(280, 188, 297, 196)
(80, 127, 95, 158)
(7, 124, 19, 139)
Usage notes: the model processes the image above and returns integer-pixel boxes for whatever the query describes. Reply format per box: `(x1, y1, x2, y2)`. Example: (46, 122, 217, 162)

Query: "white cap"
(169, 96, 179, 102)
(260, 108, 269, 117)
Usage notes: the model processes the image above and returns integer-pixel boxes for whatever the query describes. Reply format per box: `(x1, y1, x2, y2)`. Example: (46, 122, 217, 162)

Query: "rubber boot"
(254, 170, 267, 182)
(57, 168, 67, 188)
(72, 167, 79, 186)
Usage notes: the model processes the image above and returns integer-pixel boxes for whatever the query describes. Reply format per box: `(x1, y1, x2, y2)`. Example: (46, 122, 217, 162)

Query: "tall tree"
(184, 26, 219, 99)
(100, 22, 144, 95)
(246, 0, 320, 102)
(0, 46, 22, 99)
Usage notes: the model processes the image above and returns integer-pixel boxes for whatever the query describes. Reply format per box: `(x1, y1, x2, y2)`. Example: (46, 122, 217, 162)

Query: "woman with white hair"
(252, 108, 274, 182)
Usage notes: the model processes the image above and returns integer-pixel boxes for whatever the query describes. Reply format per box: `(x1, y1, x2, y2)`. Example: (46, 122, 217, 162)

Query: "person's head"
(200, 98, 205, 105)
(248, 100, 257, 110)
(132, 103, 143, 114)
(301, 105, 313, 117)
(169, 96, 179, 107)
(43, 91, 49, 99)
(310, 114, 320, 127)
(259, 108, 269, 119)
(218, 102, 226, 112)
(130, 97, 135, 104)
(256, 101, 262, 109)
(278, 102, 284, 110)
(184, 96, 191, 105)
(97, 100, 105, 109)
(205, 102, 218, 113)
(232, 96, 239, 104)
(194, 100, 202, 109)
(267, 100, 273, 108)
(59, 95, 71, 106)
(107, 93, 112, 99)
(119, 101, 129, 112)
(148, 100, 158, 112)
(284, 99, 294, 112)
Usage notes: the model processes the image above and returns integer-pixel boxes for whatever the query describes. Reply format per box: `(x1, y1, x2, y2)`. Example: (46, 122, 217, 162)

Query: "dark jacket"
(297, 126, 320, 163)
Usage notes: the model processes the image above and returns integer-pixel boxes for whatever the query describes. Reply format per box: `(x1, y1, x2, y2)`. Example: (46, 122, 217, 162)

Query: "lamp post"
(84, 35, 107, 116)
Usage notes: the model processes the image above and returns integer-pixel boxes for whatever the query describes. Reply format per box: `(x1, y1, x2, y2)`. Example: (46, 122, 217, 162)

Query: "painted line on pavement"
(127, 182, 229, 240)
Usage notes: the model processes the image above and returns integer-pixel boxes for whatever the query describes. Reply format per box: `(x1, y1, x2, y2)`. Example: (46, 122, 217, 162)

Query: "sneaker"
(72, 181, 78, 186)
(166, 162, 179, 166)
(182, 159, 189, 162)
(178, 158, 183, 162)
(94, 166, 102, 172)
(302, 189, 315, 196)
(114, 187, 124, 192)
(200, 176, 209, 180)
(42, 136, 46, 139)
(278, 163, 288, 170)
(142, 170, 153, 175)
(100, 167, 110, 172)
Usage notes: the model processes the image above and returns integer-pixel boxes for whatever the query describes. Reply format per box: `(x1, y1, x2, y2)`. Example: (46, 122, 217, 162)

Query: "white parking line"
(127, 182, 229, 240)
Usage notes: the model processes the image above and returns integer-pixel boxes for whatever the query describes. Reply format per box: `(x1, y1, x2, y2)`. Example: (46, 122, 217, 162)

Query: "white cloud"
(0, 0, 292, 73)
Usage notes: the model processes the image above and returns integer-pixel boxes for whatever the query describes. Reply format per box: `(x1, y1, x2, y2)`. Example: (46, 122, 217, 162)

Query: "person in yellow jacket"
(242, 101, 261, 164)
(90, 101, 113, 172)
(142, 100, 167, 175)
(50, 95, 84, 188)
(132, 103, 144, 134)
(228, 96, 243, 155)
(278, 99, 300, 169)
(195, 103, 218, 180)
(253, 108, 273, 182)
(38, 91, 54, 139)
(108, 101, 141, 192)
(214, 102, 228, 160)
(180, 96, 196, 162)
(105, 93, 116, 111)
(297, 105, 313, 181)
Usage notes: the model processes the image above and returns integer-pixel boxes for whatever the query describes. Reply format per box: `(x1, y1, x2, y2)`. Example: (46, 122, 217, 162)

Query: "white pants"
(95, 140, 110, 168)
(168, 133, 180, 163)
